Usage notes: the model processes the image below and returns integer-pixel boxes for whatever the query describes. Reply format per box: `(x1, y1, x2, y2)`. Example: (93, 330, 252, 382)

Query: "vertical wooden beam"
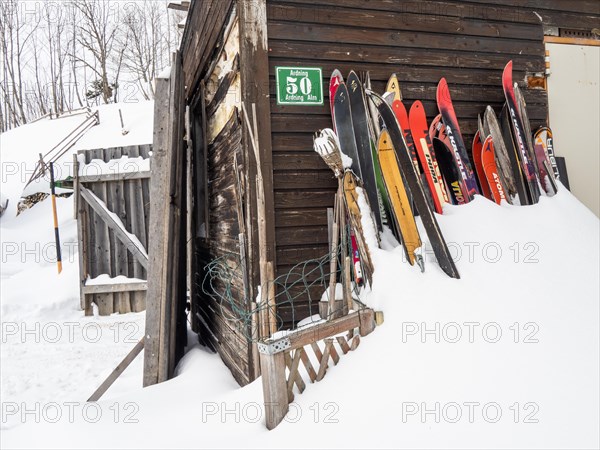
(238, 0, 277, 344)
(143, 50, 187, 386)
(259, 351, 289, 430)
(143, 71, 172, 388)
(74, 154, 88, 312)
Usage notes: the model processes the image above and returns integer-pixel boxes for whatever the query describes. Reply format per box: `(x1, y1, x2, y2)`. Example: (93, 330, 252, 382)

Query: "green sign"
(276, 67, 323, 105)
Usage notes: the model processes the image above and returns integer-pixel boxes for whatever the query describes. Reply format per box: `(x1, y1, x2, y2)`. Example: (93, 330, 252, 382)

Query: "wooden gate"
(74, 145, 152, 315)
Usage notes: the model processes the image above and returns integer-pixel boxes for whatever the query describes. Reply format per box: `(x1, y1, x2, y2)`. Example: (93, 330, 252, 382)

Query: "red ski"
(436, 78, 479, 199)
(482, 136, 507, 205)
(409, 101, 449, 213)
(502, 61, 540, 204)
(329, 69, 343, 129)
(472, 130, 493, 200)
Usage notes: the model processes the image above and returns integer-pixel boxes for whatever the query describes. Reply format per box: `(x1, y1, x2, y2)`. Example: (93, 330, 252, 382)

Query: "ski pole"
(49, 162, 62, 274)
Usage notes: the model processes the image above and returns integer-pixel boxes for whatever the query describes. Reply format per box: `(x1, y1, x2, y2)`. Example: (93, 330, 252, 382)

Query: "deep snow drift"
(1, 184, 598, 449)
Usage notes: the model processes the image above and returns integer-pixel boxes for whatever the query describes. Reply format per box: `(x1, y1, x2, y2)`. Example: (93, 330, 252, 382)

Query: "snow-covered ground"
(0, 101, 153, 216)
(1, 98, 598, 448)
(1, 184, 598, 449)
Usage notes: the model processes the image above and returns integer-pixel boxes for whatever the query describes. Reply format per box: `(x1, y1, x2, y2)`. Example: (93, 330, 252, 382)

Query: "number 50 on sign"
(276, 67, 324, 106)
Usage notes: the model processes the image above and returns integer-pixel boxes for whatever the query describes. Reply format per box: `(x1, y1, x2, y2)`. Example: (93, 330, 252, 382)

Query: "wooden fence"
(74, 145, 152, 316)
(259, 308, 377, 430)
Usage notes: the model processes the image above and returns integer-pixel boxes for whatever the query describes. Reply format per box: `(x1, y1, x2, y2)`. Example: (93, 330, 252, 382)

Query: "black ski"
(500, 103, 530, 205)
(502, 61, 540, 204)
(433, 138, 467, 206)
(367, 91, 460, 279)
(347, 71, 383, 231)
(333, 82, 362, 177)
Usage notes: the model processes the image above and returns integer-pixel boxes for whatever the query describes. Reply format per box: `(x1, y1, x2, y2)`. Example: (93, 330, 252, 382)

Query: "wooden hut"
(144, 0, 600, 387)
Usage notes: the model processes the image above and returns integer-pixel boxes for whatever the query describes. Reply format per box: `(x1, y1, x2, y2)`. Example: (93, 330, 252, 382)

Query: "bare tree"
(70, 0, 125, 104)
(119, 0, 184, 100)
(0, 0, 39, 128)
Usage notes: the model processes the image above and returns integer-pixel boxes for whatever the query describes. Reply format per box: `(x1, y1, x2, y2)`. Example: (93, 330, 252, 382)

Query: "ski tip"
(385, 73, 402, 101)
(436, 78, 450, 104)
(409, 100, 424, 117)
(330, 69, 344, 84)
(502, 61, 513, 89)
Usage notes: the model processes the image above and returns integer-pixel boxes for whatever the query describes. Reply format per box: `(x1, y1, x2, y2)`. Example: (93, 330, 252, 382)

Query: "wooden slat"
(316, 339, 333, 381)
(268, 1, 544, 40)
(336, 335, 351, 355)
(82, 282, 148, 295)
(311, 341, 323, 361)
(88, 338, 145, 402)
(329, 341, 340, 365)
(268, 0, 544, 25)
(350, 334, 360, 351)
(265, 311, 363, 351)
(299, 346, 317, 382)
(78, 171, 150, 183)
(267, 40, 544, 73)
(80, 185, 149, 269)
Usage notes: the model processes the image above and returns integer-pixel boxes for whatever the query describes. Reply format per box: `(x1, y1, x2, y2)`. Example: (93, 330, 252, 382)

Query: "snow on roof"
(0, 101, 154, 217)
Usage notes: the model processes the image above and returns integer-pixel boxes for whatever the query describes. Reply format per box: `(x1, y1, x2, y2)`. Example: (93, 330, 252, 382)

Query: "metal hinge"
(257, 338, 291, 355)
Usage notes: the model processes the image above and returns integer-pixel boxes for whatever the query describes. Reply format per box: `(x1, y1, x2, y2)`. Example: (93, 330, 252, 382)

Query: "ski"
(368, 91, 460, 279)
(481, 136, 507, 205)
(333, 82, 362, 177)
(409, 100, 449, 213)
(329, 69, 343, 128)
(343, 171, 374, 285)
(378, 129, 423, 267)
(472, 129, 493, 200)
(534, 127, 560, 181)
(433, 137, 468, 205)
(430, 115, 469, 204)
(533, 129, 558, 196)
(514, 83, 540, 179)
(385, 83, 437, 213)
(500, 103, 530, 205)
(436, 78, 479, 199)
(364, 71, 398, 238)
(347, 71, 383, 231)
(483, 106, 518, 204)
(502, 61, 540, 204)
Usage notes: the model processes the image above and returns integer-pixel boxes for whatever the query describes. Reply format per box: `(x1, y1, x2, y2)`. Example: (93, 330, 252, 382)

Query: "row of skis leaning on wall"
(314, 60, 560, 288)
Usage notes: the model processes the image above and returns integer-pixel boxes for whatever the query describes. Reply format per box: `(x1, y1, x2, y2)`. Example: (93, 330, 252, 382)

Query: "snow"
(78, 155, 150, 177)
(0, 101, 153, 217)
(86, 275, 146, 286)
(0, 198, 145, 433)
(1, 182, 598, 448)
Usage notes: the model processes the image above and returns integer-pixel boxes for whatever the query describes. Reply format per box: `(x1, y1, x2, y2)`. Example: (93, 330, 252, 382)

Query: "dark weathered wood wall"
(182, 0, 258, 386)
(76, 145, 151, 316)
(266, 0, 600, 325)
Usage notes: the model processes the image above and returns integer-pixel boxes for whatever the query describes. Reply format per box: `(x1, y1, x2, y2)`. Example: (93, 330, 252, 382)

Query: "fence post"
(259, 350, 289, 430)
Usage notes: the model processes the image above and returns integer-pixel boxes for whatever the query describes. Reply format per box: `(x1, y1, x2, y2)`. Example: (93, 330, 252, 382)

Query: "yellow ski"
(377, 129, 422, 266)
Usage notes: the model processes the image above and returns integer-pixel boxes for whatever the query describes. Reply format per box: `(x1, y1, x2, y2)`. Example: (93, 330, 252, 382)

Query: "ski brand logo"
(420, 139, 441, 186)
(509, 107, 533, 179)
(546, 137, 560, 179)
(492, 172, 506, 200)
(445, 126, 468, 180)
(451, 181, 465, 204)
